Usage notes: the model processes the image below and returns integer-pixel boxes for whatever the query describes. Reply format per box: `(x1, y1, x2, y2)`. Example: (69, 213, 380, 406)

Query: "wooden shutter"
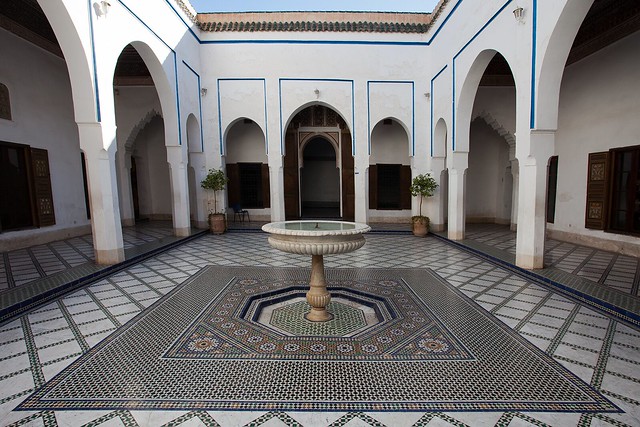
(261, 163, 270, 208)
(369, 164, 378, 209)
(30, 147, 55, 227)
(226, 163, 240, 207)
(585, 151, 609, 230)
(341, 129, 355, 221)
(284, 130, 299, 219)
(400, 165, 412, 210)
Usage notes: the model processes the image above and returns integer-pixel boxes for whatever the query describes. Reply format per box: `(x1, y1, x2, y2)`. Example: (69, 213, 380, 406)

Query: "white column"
(354, 155, 369, 224)
(166, 145, 191, 237)
(447, 151, 468, 240)
(515, 130, 554, 269)
(427, 156, 446, 232)
(189, 152, 208, 229)
(78, 122, 125, 264)
(510, 159, 519, 231)
(116, 146, 135, 227)
(268, 153, 285, 221)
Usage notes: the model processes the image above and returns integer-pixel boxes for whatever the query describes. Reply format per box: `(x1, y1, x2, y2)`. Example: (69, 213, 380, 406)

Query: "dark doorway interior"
(301, 138, 340, 218)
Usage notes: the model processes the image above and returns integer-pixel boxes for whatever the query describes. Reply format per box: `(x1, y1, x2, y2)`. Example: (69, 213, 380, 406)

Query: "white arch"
(222, 117, 267, 158)
(283, 101, 352, 144)
(186, 113, 201, 153)
(433, 118, 448, 158)
(37, 0, 96, 123)
(370, 117, 412, 159)
(535, 0, 595, 130)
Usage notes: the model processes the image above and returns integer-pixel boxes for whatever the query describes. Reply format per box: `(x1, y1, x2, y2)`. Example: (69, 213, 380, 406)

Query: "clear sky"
(188, 0, 440, 13)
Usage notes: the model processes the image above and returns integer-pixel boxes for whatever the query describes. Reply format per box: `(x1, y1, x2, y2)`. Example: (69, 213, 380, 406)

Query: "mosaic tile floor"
(0, 231, 639, 426)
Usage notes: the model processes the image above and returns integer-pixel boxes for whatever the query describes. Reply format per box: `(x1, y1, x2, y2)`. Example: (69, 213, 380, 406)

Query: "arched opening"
(552, 0, 640, 246)
(465, 52, 516, 230)
(225, 118, 269, 220)
(186, 113, 200, 223)
(114, 44, 171, 225)
(301, 137, 340, 218)
(434, 118, 449, 229)
(283, 105, 354, 220)
(0, 0, 88, 239)
(369, 118, 411, 221)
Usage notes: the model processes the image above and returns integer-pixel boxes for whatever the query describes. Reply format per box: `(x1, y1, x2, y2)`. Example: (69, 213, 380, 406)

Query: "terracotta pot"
(209, 214, 226, 234)
(412, 220, 428, 237)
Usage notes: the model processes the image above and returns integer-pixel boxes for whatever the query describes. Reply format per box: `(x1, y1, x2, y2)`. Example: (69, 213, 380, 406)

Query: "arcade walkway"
(0, 222, 638, 426)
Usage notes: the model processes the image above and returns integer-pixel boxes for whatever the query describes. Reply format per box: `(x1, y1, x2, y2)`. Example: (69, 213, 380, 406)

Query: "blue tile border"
(430, 232, 640, 329)
(0, 230, 207, 325)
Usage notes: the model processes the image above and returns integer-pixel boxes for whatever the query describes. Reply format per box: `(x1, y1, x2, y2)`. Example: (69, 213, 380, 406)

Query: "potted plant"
(410, 173, 438, 237)
(201, 168, 228, 234)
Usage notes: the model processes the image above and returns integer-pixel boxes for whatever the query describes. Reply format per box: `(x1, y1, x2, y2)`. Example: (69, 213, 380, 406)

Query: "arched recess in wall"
(186, 113, 201, 221)
(282, 104, 354, 221)
(369, 118, 411, 216)
(434, 118, 449, 225)
(113, 43, 171, 225)
(0, 83, 11, 120)
(224, 118, 270, 213)
(465, 52, 516, 229)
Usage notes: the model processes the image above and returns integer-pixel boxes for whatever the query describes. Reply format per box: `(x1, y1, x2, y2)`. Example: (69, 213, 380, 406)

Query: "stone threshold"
(0, 230, 207, 324)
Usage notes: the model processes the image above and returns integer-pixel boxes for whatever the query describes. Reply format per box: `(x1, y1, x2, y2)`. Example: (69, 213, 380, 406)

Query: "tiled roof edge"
(197, 20, 431, 34)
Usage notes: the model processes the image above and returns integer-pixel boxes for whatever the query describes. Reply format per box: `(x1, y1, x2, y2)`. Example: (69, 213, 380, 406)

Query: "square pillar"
(78, 123, 125, 265)
(166, 145, 191, 237)
(447, 152, 468, 240)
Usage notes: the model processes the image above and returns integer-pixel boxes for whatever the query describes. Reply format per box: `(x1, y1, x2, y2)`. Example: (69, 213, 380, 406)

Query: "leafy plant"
(410, 173, 438, 220)
(200, 168, 228, 214)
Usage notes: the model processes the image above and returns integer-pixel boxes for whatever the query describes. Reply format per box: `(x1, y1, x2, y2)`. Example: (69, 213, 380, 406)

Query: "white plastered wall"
(0, 28, 89, 249)
(551, 31, 640, 254)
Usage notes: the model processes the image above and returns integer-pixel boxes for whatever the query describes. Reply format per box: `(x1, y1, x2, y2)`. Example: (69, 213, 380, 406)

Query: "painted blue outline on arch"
(451, 0, 515, 152)
(429, 65, 448, 157)
(366, 81, 415, 156)
(87, 0, 101, 121)
(216, 78, 269, 156)
(181, 60, 205, 152)
(115, 0, 183, 145)
(278, 78, 355, 156)
(530, 0, 537, 129)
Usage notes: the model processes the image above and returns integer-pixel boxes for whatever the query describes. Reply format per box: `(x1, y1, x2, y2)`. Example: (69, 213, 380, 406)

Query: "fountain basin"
(262, 221, 371, 255)
(262, 220, 371, 322)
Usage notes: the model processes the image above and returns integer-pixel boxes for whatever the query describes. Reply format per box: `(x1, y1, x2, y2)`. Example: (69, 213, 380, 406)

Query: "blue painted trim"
(452, 61, 456, 151)
(216, 79, 223, 154)
(263, 79, 269, 155)
(181, 60, 205, 151)
(200, 39, 429, 46)
(173, 56, 182, 145)
(366, 83, 371, 155)
(366, 81, 415, 156)
(530, 0, 538, 129)
(278, 79, 283, 155)
(429, 65, 448, 156)
(161, 0, 200, 42)
(216, 78, 269, 155)
(451, 0, 514, 152)
(117, 0, 186, 146)
(426, 0, 463, 44)
(87, 0, 101, 121)
(278, 78, 355, 156)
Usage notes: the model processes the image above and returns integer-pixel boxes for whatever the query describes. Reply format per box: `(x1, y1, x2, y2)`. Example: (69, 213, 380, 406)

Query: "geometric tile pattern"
(163, 271, 472, 360)
(18, 267, 616, 412)
(0, 229, 639, 426)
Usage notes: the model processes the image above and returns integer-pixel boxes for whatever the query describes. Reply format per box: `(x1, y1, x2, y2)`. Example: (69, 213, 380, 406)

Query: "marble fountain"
(261, 220, 371, 322)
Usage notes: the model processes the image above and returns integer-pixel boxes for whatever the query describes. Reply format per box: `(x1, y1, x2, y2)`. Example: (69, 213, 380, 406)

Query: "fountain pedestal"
(262, 221, 371, 322)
